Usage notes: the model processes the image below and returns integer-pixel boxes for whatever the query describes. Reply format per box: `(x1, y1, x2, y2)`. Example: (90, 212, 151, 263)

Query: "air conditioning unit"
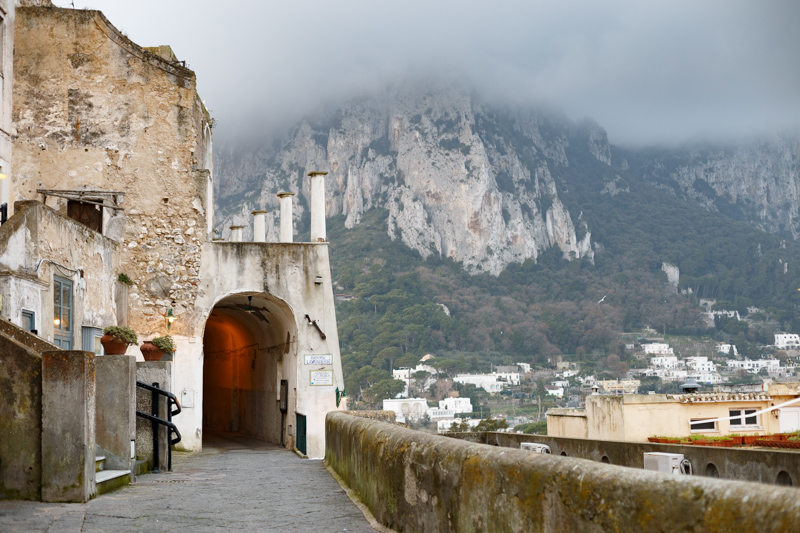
(643, 452, 684, 474)
(520, 442, 551, 454)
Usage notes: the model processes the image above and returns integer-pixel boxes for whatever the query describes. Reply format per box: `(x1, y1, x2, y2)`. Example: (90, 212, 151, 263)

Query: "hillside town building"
(454, 372, 507, 393)
(727, 358, 780, 374)
(643, 343, 673, 355)
(548, 382, 800, 442)
(775, 333, 800, 350)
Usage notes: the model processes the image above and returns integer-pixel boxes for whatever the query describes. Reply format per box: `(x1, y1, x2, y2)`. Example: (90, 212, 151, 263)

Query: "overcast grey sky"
(55, 1, 800, 146)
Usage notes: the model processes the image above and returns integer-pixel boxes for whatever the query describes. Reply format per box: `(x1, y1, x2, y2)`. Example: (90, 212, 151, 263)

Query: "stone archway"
(202, 292, 297, 446)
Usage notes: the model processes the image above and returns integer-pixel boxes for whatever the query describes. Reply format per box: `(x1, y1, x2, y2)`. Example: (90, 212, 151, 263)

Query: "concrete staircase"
(95, 454, 131, 496)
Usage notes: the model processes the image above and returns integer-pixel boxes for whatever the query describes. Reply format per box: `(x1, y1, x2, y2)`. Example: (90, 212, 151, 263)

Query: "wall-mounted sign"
(304, 354, 332, 365)
(310, 370, 333, 386)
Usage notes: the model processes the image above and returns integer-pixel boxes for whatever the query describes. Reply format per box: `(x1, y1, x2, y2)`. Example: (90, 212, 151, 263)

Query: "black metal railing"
(136, 381, 182, 472)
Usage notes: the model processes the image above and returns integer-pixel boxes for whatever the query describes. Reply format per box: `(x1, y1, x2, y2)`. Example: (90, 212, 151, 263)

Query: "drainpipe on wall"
(229, 225, 243, 242)
(308, 171, 328, 243)
(277, 192, 295, 243)
(252, 211, 267, 243)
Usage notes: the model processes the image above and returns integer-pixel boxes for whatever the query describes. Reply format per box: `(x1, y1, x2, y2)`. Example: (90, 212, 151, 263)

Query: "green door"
(296, 414, 307, 455)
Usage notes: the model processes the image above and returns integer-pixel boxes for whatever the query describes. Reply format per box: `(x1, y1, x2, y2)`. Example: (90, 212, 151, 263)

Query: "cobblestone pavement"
(0, 432, 377, 532)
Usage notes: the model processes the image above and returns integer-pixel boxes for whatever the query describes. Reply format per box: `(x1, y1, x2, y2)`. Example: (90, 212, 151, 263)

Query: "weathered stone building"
(4, 3, 343, 460)
(0, 0, 14, 219)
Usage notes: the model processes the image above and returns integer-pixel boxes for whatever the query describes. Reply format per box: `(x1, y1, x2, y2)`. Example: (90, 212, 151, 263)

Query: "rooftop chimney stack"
(252, 210, 267, 243)
(277, 192, 295, 243)
(308, 171, 328, 243)
(230, 225, 243, 243)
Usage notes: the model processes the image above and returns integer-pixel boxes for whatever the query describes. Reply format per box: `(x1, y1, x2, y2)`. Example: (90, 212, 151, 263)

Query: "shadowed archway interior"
(202, 292, 296, 444)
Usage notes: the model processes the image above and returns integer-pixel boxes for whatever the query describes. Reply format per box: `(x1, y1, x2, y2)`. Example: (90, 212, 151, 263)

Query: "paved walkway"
(0, 432, 377, 532)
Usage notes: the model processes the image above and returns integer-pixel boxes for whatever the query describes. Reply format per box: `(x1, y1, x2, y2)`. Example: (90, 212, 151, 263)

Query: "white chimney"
(277, 192, 295, 243)
(308, 171, 328, 243)
(252, 210, 267, 243)
(229, 225, 243, 242)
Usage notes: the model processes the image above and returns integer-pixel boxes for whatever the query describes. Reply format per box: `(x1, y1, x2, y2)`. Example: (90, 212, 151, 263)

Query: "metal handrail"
(135, 412, 183, 446)
(135, 381, 182, 471)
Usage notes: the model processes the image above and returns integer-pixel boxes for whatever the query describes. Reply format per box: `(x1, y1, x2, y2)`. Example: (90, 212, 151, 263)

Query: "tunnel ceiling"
(206, 292, 297, 350)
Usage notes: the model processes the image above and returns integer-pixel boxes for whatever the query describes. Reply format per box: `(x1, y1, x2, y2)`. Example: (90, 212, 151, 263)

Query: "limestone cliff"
(216, 86, 599, 274)
(623, 134, 800, 239)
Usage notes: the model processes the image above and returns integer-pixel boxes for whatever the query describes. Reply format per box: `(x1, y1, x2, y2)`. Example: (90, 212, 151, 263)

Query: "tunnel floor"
(202, 428, 282, 451)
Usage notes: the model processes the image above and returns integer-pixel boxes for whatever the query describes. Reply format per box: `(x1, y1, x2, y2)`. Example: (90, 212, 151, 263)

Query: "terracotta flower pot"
(694, 439, 710, 446)
(743, 436, 760, 445)
(731, 436, 743, 445)
(140, 341, 166, 362)
(648, 437, 659, 443)
(100, 334, 129, 355)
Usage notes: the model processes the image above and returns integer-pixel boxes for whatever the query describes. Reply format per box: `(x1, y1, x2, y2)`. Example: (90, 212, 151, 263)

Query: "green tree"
(473, 417, 509, 432)
(363, 378, 406, 407)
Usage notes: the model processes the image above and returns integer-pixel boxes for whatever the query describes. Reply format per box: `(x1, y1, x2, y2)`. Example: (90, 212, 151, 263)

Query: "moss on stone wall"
(327, 412, 800, 532)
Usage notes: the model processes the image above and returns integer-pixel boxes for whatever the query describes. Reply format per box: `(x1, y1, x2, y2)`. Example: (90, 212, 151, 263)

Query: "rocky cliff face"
(216, 86, 601, 274)
(625, 134, 800, 239)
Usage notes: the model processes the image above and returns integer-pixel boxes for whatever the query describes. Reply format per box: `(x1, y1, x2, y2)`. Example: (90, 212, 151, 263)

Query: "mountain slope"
(214, 85, 800, 390)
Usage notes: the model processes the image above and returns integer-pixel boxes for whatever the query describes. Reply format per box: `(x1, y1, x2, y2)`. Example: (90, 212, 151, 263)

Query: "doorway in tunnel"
(202, 292, 297, 446)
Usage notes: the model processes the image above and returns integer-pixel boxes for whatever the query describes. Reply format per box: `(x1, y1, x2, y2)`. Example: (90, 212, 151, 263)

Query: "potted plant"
(140, 335, 175, 362)
(743, 435, 761, 445)
(101, 326, 138, 355)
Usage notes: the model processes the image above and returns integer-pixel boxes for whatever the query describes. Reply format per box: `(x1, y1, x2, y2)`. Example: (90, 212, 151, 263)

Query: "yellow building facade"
(548, 383, 800, 442)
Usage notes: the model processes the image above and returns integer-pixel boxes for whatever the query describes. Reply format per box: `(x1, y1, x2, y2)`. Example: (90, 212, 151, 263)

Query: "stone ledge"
(326, 412, 800, 532)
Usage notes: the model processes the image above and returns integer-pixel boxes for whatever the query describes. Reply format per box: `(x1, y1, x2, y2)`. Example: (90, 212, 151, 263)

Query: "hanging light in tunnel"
(247, 295, 254, 313)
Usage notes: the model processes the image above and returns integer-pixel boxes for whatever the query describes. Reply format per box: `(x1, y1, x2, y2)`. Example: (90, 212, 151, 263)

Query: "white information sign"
(310, 370, 334, 386)
(304, 354, 333, 365)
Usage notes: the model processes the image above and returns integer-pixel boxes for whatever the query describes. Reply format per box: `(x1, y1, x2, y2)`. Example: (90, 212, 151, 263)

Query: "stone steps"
(95, 454, 131, 496)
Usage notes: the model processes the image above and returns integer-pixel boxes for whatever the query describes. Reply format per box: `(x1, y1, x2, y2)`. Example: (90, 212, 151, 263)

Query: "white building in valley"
(439, 397, 472, 413)
(643, 343, 674, 355)
(382, 398, 429, 424)
(685, 356, 716, 373)
(454, 373, 507, 393)
(775, 334, 800, 350)
(651, 356, 679, 369)
(727, 359, 780, 374)
(715, 344, 739, 356)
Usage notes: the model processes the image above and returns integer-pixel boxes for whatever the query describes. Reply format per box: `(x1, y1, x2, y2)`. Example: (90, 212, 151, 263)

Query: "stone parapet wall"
(326, 412, 800, 532)
(464, 431, 800, 486)
(341, 410, 396, 423)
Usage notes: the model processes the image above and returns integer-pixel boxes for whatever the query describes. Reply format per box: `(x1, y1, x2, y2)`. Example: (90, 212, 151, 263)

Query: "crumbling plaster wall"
(12, 6, 213, 338)
(0, 201, 119, 342)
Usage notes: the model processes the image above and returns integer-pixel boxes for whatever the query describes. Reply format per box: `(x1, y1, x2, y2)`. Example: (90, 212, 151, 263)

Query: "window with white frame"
(729, 408, 760, 429)
(690, 418, 718, 432)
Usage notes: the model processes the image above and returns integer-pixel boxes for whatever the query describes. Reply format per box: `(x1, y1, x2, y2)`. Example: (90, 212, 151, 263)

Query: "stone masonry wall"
(326, 412, 800, 533)
(454, 431, 800, 487)
(13, 6, 212, 340)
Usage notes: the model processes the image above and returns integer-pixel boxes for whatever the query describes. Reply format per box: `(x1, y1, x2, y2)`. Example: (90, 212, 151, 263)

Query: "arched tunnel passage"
(202, 292, 297, 446)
